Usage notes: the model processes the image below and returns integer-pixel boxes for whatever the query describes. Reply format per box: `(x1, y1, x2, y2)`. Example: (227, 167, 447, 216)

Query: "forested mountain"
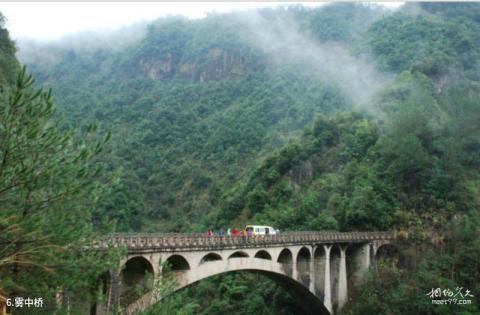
(21, 4, 391, 232)
(11, 2, 480, 314)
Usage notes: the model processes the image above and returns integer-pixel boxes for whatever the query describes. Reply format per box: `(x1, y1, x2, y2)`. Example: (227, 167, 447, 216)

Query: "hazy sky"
(0, 2, 404, 41)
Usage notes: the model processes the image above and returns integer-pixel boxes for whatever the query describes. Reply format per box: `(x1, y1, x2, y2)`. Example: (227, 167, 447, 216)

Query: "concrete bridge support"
(323, 245, 332, 313)
(309, 246, 315, 293)
(337, 246, 348, 313)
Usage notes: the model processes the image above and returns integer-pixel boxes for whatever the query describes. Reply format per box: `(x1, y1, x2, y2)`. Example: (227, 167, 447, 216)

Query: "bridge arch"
(297, 247, 311, 288)
(151, 259, 330, 315)
(254, 250, 272, 260)
(120, 256, 155, 307)
(345, 243, 365, 298)
(375, 244, 401, 268)
(200, 252, 223, 265)
(277, 248, 293, 277)
(229, 251, 249, 259)
(164, 254, 190, 272)
(277, 248, 293, 263)
(329, 245, 341, 311)
(313, 246, 326, 299)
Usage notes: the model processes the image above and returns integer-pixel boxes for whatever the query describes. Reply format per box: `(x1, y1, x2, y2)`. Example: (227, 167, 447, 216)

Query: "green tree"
(0, 68, 119, 312)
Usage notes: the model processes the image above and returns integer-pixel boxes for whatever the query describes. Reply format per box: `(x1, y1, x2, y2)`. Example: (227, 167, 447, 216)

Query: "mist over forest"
(1, 2, 479, 314)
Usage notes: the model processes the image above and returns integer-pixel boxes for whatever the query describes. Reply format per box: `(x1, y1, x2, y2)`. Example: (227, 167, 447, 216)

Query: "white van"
(245, 225, 277, 235)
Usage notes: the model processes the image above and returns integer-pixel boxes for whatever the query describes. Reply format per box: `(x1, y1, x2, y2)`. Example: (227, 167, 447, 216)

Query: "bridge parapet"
(99, 231, 395, 252)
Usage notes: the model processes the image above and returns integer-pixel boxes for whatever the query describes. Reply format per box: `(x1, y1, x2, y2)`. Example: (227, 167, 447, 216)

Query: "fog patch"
(16, 21, 149, 66)
(236, 9, 392, 112)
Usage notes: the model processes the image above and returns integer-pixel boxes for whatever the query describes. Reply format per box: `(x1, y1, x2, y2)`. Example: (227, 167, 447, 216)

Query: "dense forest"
(1, 2, 479, 314)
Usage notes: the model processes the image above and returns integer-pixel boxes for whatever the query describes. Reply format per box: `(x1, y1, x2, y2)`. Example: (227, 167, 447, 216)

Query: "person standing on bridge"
(207, 229, 213, 237)
(233, 227, 239, 236)
(227, 228, 231, 236)
(219, 227, 225, 237)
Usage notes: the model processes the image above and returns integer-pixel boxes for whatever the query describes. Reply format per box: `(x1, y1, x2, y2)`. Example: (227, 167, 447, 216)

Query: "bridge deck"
(100, 231, 395, 252)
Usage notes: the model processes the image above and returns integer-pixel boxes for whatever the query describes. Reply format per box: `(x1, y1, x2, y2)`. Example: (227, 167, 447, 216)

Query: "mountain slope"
(22, 4, 386, 231)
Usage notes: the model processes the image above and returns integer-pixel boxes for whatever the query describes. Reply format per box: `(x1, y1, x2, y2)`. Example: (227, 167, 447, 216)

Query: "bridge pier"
(309, 245, 315, 293)
(337, 246, 348, 313)
(323, 245, 332, 313)
(370, 244, 376, 272)
(364, 243, 372, 272)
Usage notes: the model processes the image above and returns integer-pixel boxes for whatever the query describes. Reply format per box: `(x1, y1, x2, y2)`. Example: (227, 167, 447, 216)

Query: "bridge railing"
(97, 231, 395, 250)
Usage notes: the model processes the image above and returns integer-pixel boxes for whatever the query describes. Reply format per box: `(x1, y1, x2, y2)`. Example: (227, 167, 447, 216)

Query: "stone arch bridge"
(95, 231, 397, 315)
